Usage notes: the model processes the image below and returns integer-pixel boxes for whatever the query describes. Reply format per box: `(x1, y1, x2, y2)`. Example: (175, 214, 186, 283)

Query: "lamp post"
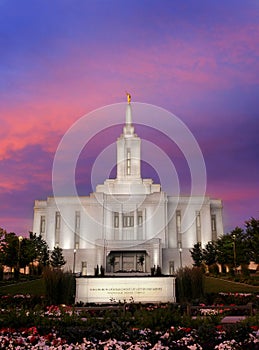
(233, 234, 237, 274)
(73, 249, 76, 274)
(179, 247, 183, 269)
(17, 236, 23, 278)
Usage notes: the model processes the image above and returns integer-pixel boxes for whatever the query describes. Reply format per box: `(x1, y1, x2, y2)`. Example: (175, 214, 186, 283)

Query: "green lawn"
(0, 276, 258, 298)
(0, 278, 45, 296)
(204, 276, 259, 293)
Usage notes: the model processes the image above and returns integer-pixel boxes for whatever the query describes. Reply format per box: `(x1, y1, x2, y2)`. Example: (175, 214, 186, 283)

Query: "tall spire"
(116, 92, 141, 181)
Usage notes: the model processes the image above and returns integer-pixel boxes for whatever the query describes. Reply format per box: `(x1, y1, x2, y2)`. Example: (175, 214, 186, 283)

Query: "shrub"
(176, 266, 204, 302)
(43, 267, 75, 305)
(0, 265, 3, 281)
(208, 263, 219, 275)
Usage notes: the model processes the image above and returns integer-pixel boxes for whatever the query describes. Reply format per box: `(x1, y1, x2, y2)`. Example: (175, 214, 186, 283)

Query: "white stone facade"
(33, 101, 223, 275)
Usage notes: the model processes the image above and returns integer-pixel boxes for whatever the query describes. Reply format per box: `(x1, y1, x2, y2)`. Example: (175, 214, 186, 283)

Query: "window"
(126, 148, 131, 175)
(211, 214, 217, 240)
(138, 212, 143, 226)
(176, 210, 182, 245)
(55, 212, 61, 246)
(196, 212, 201, 227)
(55, 212, 61, 230)
(123, 213, 134, 227)
(114, 212, 119, 228)
(74, 211, 80, 249)
(75, 211, 80, 231)
(40, 215, 45, 234)
(211, 215, 216, 231)
(196, 211, 201, 243)
(176, 210, 181, 230)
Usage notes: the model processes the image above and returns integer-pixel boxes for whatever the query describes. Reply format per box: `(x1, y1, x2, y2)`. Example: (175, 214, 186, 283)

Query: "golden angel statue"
(126, 92, 131, 104)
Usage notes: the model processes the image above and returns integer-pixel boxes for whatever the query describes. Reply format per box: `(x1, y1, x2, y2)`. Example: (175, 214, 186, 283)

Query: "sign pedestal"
(75, 276, 176, 304)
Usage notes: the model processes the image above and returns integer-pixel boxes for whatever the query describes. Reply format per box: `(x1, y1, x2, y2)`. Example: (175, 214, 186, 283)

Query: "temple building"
(33, 96, 224, 275)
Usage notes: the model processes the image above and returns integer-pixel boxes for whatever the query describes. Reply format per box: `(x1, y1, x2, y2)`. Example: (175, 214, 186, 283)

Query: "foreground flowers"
(0, 294, 259, 349)
(0, 326, 258, 349)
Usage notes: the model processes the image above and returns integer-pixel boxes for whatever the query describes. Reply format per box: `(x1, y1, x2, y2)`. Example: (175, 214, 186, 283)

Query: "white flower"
(188, 345, 203, 350)
(200, 308, 219, 316)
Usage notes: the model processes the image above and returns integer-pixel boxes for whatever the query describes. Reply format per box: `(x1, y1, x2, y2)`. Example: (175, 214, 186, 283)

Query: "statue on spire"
(126, 92, 131, 104)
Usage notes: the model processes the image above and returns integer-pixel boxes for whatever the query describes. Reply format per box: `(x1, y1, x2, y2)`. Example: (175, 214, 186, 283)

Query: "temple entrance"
(107, 251, 147, 273)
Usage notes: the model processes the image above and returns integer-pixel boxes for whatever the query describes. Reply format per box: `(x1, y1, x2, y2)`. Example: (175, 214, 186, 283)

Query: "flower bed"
(0, 293, 259, 349)
(0, 325, 259, 349)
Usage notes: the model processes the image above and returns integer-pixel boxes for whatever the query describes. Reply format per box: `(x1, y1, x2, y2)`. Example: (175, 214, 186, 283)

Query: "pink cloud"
(1, 216, 32, 236)
(2, 16, 257, 164)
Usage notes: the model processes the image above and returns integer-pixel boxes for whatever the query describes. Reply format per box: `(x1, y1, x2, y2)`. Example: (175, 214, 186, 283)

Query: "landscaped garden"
(0, 268, 259, 349)
(0, 293, 259, 349)
(0, 219, 259, 348)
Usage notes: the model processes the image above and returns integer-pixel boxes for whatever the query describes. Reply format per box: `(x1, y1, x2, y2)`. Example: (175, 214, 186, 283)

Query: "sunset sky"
(1, 0, 258, 235)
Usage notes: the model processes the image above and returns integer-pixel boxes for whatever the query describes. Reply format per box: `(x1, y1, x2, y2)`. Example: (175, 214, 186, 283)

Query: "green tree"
(245, 218, 259, 263)
(50, 246, 66, 269)
(0, 227, 6, 238)
(216, 234, 234, 272)
(216, 227, 250, 273)
(190, 242, 203, 267)
(0, 233, 29, 278)
(0, 231, 49, 278)
(29, 232, 49, 273)
(230, 227, 250, 269)
(19, 238, 36, 271)
(202, 241, 217, 267)
(0, 228, 6, 280)
(0, 233, 20, 277)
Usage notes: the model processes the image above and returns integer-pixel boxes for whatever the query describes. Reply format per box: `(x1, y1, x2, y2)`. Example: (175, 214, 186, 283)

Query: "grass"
(204, 276, 259, 293)
(0, 278, 45, 296)
(0, 275, 258, 298)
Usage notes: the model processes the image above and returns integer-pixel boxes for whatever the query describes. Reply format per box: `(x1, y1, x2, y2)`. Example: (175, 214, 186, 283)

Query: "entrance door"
(108, 251, 146, 272)
(122, 255, 135, 271)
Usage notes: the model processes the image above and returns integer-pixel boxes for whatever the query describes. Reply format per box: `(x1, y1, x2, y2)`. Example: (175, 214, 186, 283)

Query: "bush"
(176, 267, 204, 302)
(134, 303, 182, 330)
(43, 267, 75, 305)
(0, 265, 3, 281)
(208, 263, 219, 275)
(242, 264, 250, 277)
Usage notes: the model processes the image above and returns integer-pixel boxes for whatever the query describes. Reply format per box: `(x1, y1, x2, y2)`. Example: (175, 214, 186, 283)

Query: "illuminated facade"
(33, 100, 223, 275)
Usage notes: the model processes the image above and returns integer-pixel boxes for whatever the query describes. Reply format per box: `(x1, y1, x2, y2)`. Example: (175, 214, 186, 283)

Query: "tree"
(230, 227, 250, 268)
(0, 228, 6, 280)
(190, 242, 203, 267)
(216, 234, 235, 272)
(50, 247, 66, 269)
(245, 218, 259, 263)
(0, 231, 49, 278)
(19, 238, 36, 271)
(29, 232, 49, 273)
(0, 233, 35, 277)
(0, 227, 6, 238)
(0, 233, 20, 278)
(216, 227, 250, 273)
(202, 241, 217, 267)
